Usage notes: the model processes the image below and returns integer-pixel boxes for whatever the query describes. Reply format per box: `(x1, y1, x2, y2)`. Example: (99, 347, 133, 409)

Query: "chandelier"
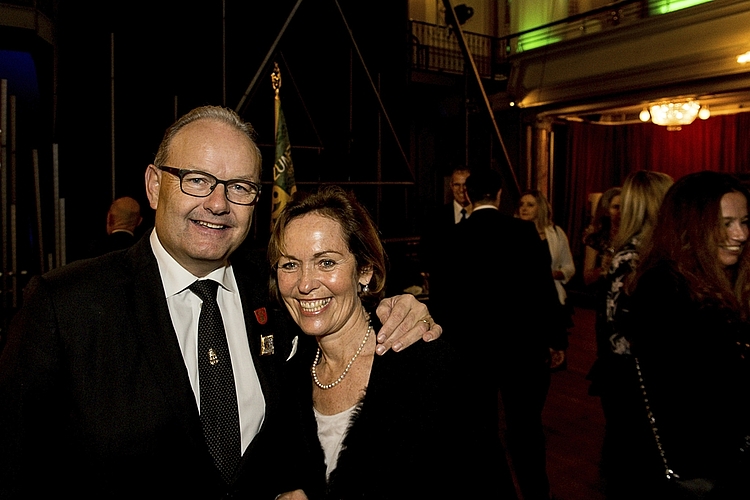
(639, 100, 710, 131)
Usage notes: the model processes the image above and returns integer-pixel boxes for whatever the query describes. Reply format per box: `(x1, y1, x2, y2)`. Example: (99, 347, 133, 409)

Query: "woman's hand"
(375, 294, 442, 354)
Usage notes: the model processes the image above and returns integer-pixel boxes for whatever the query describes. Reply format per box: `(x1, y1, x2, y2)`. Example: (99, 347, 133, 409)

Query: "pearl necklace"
(311, 314, 372, 390)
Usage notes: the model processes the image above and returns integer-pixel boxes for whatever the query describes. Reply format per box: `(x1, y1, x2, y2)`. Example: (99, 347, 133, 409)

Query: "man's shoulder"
(463, 210, 539, 247)
(44, 249, 133, 284)
(465, 208, 516, 228)
(27, 237, 154, 300)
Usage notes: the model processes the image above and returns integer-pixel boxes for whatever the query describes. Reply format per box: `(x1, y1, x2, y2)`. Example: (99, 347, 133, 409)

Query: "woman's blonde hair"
(519, 190, 552, 233)
(613, 170, 674, 253)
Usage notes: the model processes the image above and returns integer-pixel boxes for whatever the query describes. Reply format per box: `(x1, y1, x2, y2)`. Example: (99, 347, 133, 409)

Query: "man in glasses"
(0, 105, 441, 498)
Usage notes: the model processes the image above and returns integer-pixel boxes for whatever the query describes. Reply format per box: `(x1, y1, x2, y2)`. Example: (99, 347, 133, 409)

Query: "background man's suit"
(420, 201, 467, 284)
(86, 229, 139, 257)
(432, 207, 567, 500)
(0, 234, 308, 499)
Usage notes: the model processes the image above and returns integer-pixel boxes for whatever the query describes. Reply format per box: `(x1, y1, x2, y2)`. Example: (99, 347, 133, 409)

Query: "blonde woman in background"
(586, 170, 673, 500)
(518, 190, 576, 321)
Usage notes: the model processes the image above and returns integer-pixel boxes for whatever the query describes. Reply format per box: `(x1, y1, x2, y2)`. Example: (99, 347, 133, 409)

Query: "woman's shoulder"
(636, 261, 684, 289)
(378, 337, 456, 369)
(372, 338, 460, 395)
(630, 261, 691, 315)
(547, 224, 571, 242)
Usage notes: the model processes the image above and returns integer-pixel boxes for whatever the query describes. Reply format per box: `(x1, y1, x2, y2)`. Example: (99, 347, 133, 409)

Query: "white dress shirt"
(150, 229, 265, 453)
(453, 200, 470, 223)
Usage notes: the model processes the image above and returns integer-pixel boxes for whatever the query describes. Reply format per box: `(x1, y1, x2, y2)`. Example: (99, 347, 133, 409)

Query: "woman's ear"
(359, 265, 374, 286)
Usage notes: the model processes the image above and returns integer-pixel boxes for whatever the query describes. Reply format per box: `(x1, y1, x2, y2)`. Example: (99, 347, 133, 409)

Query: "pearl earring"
(361, 283, 369, 293)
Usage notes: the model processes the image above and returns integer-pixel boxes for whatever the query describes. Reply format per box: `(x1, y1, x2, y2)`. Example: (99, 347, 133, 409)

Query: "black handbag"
(634, 357, 716, 500)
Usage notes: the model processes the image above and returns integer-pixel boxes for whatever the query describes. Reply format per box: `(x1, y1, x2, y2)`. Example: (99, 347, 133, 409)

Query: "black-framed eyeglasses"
(158, 166, 261, 206)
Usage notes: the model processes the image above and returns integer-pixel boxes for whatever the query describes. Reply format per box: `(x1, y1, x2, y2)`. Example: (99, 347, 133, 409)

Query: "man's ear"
(106, 212, 115, 234)
(145, 165, 161, 210)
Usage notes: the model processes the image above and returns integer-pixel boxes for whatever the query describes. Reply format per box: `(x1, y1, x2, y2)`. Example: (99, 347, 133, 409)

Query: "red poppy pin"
(254, 307, 268, 325)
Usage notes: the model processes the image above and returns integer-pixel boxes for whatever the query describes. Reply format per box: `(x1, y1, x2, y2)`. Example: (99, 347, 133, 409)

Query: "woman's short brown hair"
(267, 185, 387, 307)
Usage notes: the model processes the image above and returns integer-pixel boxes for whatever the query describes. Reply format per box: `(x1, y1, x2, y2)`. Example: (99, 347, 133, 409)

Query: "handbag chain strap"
(634, 356, 681, 481)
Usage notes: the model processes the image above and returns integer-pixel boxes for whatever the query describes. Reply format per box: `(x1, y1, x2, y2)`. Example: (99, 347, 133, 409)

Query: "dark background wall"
(52, 0, 424, 261)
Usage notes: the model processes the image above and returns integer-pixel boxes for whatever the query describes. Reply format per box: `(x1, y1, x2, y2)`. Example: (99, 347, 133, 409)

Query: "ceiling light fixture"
(738, 51, 750, 64)
(648, 100, 706, 131)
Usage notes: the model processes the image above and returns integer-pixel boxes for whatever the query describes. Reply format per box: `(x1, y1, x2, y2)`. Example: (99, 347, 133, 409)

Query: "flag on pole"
(271, 62, 296, 230)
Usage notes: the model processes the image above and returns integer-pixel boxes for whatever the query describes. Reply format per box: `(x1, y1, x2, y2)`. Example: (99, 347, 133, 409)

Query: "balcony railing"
(409, 20, 506, 80)
(408, 0, 713, 79)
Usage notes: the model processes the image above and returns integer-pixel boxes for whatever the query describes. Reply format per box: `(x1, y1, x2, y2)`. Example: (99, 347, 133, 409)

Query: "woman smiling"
(268, 186, 513, 499)
(626, 171, 750, 498)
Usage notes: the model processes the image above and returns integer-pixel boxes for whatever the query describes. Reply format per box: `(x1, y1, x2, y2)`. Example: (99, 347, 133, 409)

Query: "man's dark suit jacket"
(0, 234, 310, 499)
(430, 207, 566, 500)
(420, 202, 462, 277)
(431, 207, 567, 375)
(87, 230, 138, 257)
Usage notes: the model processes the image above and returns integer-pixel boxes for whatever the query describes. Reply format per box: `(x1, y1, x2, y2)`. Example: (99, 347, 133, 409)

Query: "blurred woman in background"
(518, 190, 575, 328)
(583, 186, 622, 286)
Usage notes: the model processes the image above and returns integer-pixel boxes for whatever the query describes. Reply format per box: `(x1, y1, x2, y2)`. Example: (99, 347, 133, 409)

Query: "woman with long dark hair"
(627, 171, 750, 498)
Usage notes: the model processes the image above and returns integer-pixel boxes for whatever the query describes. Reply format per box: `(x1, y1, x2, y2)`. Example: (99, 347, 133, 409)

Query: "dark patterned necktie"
(459, 208, 467, 222)
(189, 280, 241, 483)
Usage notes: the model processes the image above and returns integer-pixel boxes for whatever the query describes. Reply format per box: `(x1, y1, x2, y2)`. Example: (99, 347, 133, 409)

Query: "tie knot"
(189, 280, 220, 303)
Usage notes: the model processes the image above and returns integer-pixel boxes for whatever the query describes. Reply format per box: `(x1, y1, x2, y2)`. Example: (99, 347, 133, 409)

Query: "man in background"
(434, 168, 567, 500)
(420, 166, 472, 297)
(444, 166, 472, 224)
(89, 196, 144, 256)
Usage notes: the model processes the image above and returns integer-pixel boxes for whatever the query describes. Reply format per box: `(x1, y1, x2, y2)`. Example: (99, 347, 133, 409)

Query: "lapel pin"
(260, 334, 275, 356)
(254, 307, 268, 325)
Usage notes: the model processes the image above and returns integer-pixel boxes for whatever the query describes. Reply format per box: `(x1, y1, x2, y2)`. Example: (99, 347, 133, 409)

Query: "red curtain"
(561, 113, 750, 279)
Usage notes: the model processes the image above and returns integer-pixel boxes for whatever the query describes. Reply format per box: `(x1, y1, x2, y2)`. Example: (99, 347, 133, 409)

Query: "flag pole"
(270, 62, 297, 230)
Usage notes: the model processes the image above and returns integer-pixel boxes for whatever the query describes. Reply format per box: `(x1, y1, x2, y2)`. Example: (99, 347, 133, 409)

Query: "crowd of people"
(426, 166, 750, 499)
(1, 102, 749, 499)
(584, 170, 750, 499)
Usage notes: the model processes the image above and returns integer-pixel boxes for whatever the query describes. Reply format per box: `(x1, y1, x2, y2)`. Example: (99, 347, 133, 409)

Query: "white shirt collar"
(471, 204, 499, 212)
(453, 200, 470, 222)
(149, 229, 235, 298)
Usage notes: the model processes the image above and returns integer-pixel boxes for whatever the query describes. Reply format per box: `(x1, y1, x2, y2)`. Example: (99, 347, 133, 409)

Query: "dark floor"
(544, 306, 607, 500)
